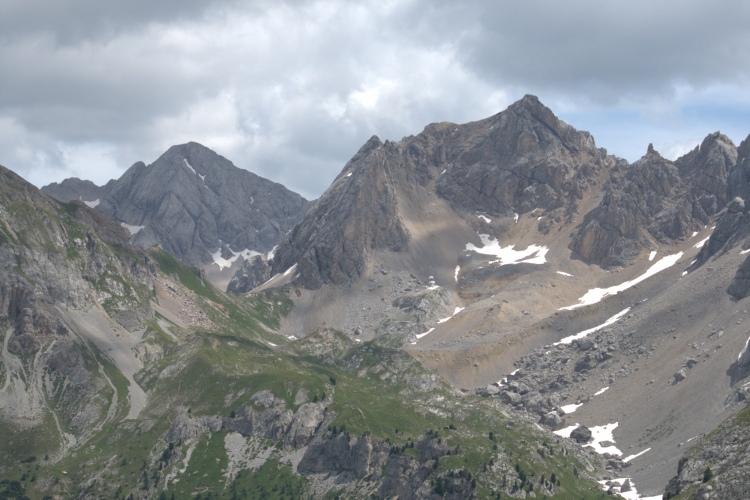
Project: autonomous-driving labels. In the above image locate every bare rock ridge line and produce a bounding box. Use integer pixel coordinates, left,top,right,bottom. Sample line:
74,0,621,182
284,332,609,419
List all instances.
6,93,750,497
231,94,747,295
43,141,312,270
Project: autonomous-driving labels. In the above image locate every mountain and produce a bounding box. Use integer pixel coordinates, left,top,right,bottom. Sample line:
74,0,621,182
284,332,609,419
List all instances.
0,162,611,499
226,95,750,498
43,142,312,289
8,94,750,498
260,94,607,291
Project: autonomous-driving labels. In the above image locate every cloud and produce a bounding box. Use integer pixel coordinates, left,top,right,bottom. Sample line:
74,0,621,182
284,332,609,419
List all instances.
1,0,749,198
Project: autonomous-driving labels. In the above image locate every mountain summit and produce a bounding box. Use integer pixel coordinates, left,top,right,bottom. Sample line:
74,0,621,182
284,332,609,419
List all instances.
250,95,608,292
43,142,312,285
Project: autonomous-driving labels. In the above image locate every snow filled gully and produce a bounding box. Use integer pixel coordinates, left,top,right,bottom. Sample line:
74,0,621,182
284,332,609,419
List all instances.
554,423,656,499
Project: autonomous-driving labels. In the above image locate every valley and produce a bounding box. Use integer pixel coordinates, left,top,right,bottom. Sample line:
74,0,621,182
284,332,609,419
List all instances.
2,95,749,498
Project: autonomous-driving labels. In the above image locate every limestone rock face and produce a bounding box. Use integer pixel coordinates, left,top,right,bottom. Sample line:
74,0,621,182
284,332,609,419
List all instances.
43,142,311,268
266,95,607,290
572,135,739,267
436,94,606,217
226,255,271,293
0,163,155,429
693,135,750,267
270,136,409,289
664,407,750,499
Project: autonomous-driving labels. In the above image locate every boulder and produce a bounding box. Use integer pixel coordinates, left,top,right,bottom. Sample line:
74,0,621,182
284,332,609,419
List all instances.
540,412,565,430
499,391,523,406
570,425,592,443
621,478,632,492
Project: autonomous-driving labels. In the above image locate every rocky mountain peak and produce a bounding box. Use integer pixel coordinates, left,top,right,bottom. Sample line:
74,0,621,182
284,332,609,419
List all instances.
436,95,605,218
268,135,408,289
572,132,740,267
42,142,312,281
233,96,610,292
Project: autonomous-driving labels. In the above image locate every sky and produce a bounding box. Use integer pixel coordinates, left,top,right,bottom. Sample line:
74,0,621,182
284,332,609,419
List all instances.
2,0,749,200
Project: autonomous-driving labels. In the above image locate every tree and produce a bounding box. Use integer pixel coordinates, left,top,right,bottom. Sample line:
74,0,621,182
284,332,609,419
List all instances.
703,467,713,483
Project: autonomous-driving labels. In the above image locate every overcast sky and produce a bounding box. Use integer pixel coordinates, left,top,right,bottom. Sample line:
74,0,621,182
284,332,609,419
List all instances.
2,0,749,199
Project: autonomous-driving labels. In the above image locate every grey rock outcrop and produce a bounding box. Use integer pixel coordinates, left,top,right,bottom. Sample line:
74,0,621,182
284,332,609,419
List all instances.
664,405,750,499
264,95,608,290
226,255,272,293
0,163,155,432
540,412,565,430
269,136,409,289
298,432,383,478
436,94,606,217
42,177,103,204
43,142,311,268
572,134,738,267
165,390,328,449
695,135,750,272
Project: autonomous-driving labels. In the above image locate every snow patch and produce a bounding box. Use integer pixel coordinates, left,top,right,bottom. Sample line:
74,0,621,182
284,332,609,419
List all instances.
345,172,352,177
741,249,750,255
183,158,196,174
553,424,578,438
586,422,621,455
513,213,519,223
694,236,710,248
594,387,609,396
554,308,630,345
211,248,262,270
648,251,656,261
266,246,278,260
268,342,277,347
83,199,100,208
691,231,698,237
416,328,434,340
557,271,573,277
121,222,145,235
560,253,683,310
738,336,750,363
597,477,661,500
436,307,464,325
477,215,491,223
466,234,548,266
560,403,583,414
283,263,298,277
623,448,650,462
454,265,460,282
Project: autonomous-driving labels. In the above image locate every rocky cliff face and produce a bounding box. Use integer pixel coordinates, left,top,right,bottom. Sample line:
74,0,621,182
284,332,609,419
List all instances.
242,95,608,292
572,136,739,267
436,94,606,218
268,136,410,289
663,405,750,499
0,164,155,433
43,142,311,268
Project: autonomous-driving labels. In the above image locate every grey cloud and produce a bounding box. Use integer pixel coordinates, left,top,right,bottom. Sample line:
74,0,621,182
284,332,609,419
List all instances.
457,1,750,100
0,0,236,43
1,0,749,198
